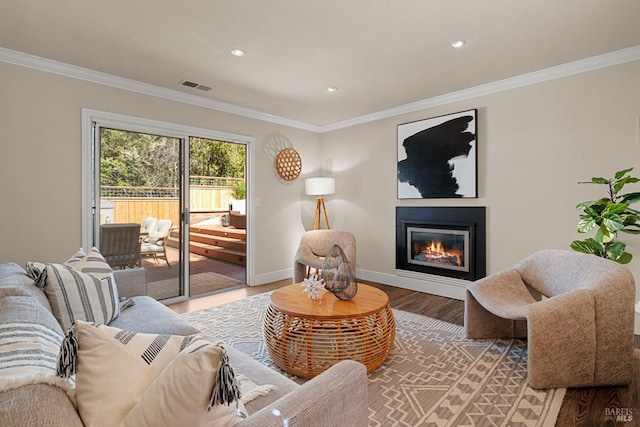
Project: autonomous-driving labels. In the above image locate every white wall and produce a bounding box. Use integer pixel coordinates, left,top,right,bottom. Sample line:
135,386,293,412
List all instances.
320,60,640,329
0,61,321,283
1,57,639,330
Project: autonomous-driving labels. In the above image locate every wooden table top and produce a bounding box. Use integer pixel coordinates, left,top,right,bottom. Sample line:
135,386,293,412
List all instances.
269,283,389,319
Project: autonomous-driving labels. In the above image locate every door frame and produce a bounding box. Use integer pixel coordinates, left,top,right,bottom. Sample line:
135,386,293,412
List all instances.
81,109,255,302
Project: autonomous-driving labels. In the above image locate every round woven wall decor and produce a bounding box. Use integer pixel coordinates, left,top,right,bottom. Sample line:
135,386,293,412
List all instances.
275,147,302,181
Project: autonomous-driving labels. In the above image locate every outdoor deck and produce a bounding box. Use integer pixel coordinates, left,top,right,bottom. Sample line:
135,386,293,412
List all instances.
141,244,247,300
169,222,246,266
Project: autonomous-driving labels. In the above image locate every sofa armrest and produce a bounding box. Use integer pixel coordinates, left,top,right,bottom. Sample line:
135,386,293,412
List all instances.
113,268,148,297
237,360,368,427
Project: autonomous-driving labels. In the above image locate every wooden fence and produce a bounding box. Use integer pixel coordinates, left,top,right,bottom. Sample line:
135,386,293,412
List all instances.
102,187,234,226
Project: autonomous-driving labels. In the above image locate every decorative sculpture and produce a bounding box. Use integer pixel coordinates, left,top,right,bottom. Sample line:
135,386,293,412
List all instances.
300,274,325,301
321,244,357,300
275,147,302,181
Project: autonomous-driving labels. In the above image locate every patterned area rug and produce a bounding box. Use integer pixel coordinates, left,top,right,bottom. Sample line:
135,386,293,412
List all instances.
181,292,566,426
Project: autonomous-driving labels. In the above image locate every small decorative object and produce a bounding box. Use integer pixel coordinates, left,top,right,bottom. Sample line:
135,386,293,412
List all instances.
301,274,325,301
571,167,640,264
275,147,302,181
322,245,357,301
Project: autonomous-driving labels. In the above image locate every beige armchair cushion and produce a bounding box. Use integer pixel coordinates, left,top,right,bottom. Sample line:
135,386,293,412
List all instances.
465,249,635,389
293,230,356,283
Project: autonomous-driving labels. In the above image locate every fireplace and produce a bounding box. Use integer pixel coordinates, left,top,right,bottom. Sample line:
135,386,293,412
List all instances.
396,207,486,281
408,227,469,272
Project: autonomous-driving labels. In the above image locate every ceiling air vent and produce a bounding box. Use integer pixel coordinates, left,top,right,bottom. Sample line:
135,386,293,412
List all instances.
178,79,212,92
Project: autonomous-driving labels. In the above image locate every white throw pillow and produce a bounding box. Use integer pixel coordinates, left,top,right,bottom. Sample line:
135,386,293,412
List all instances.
44,264,119,331
66,321,241,427
121,337,244,427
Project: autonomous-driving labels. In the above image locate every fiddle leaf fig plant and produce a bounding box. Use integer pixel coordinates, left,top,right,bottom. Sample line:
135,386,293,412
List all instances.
571,167,640,264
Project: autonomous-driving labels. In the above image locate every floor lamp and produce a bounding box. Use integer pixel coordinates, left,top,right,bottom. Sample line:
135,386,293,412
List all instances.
305,177,335,230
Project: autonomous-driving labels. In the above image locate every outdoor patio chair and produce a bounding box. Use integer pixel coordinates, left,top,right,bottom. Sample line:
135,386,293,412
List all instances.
99,223,141,269
140,217,158,236
140,219,173,267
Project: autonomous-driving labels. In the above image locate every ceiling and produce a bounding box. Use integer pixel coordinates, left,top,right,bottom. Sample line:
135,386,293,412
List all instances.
1,1,640,129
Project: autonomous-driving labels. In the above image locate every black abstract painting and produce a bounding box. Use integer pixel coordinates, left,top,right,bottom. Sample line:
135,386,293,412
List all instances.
397,109,477,199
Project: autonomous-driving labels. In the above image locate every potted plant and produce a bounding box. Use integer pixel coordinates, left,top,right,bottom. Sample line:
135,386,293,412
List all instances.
231,180,246,201
571,167,640,264
228,180,246,229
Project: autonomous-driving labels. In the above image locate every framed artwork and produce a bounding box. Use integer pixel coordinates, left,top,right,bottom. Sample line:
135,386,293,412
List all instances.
397,109,477,199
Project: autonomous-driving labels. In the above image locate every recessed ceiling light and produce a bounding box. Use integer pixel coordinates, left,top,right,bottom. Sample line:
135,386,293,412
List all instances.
230,48,245,57
327,86,338,93
451,40,465,49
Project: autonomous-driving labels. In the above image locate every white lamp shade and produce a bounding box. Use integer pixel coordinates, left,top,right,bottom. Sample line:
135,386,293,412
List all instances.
305,177,335,196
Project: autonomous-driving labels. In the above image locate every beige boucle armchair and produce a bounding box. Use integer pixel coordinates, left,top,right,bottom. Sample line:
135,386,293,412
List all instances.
293,230,356,283
465,249,636,389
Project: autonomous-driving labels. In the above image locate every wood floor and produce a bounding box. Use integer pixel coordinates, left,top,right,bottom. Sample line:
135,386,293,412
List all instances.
169,279,640,427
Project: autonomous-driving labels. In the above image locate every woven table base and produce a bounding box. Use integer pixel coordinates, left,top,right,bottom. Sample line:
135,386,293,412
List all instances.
263,284,395,378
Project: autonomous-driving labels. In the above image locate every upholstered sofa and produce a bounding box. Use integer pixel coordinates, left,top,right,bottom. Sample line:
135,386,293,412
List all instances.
0,262,368,426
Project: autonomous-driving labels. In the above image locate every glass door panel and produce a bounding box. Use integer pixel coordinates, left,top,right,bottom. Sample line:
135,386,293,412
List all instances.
97,128,183,300
188,137,247,296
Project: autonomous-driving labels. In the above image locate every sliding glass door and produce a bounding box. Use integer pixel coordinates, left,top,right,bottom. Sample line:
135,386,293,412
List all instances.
95,127,184,300
84,110,252,304
188,138,247,297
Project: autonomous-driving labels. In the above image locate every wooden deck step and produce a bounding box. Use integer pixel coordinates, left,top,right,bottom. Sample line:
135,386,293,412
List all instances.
167,225,246,266
190,225,245,240
190,232,245,252
189,240,246,266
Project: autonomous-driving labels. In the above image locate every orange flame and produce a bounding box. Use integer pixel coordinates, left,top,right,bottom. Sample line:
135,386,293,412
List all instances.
418,240,462,266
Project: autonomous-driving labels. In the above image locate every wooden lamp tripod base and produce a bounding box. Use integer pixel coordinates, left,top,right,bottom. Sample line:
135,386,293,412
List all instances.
306,177,335,230
313,196,331,230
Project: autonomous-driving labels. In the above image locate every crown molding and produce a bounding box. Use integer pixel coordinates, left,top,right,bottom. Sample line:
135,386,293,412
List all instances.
2,45,639,134
0,47,321,133
318,44,640,133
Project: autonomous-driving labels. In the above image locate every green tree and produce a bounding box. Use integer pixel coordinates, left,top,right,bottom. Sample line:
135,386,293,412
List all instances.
190,138,246,179
100,131,246,189
100,129,180,188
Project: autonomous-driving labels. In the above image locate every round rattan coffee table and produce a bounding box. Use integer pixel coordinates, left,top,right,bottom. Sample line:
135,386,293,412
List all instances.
263,283,395,378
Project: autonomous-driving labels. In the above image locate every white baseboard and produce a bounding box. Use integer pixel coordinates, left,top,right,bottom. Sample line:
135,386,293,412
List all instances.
250,267,466,301
250,268,292,286
253,267,640,335
357,269,466,301
251,267,466,299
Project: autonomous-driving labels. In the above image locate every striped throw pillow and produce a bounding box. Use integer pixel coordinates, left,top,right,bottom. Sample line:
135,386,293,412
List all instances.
63,321,241,427
0,296,73,396
70,247,114,280
26,247,111,289
44,264,119,331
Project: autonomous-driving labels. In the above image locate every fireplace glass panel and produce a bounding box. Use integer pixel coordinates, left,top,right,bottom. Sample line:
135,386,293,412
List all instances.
407,227,469,272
